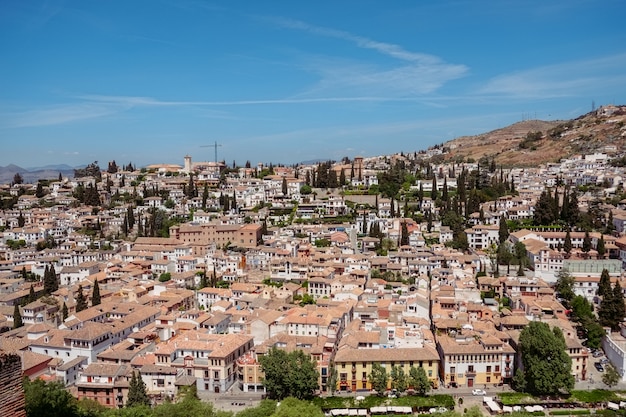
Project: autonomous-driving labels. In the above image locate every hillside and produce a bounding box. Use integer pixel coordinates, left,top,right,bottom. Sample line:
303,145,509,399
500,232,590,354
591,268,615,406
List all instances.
440,105,626,167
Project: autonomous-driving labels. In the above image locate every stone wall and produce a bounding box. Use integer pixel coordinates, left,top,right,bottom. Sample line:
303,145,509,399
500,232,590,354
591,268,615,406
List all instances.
0,351,26,417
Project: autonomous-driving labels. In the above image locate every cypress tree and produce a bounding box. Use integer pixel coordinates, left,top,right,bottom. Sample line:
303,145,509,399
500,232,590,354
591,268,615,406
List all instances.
431,176,438,201
35,182,44,198
13,304,23,329
62,302,68,321
92,279,101,306
43,265,58,295
597,235,606,258
563,229,572,256
75,285,88,312
127,206,135,230
28,285,36,304
612,281,626,328
400,222,409,246
211,264,218,288
417,183,424,209
597,269,612,298
498,215,509,244
126,371,150,408
202,183,208,210
582,230,592,254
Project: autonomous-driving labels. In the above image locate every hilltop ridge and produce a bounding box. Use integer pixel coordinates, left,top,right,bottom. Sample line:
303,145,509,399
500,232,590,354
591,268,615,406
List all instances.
439,105,626,166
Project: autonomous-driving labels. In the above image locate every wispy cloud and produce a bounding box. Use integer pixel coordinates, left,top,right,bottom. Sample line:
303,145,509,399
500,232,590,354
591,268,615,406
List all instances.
270,17,468,96
80,94,440,106
478,53,626,99
0,103,120,128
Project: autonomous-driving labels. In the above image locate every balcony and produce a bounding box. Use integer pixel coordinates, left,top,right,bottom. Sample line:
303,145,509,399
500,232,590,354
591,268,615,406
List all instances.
465,370,476,377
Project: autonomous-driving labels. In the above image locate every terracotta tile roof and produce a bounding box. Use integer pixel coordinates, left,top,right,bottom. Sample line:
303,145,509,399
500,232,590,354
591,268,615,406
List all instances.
334,345,439,363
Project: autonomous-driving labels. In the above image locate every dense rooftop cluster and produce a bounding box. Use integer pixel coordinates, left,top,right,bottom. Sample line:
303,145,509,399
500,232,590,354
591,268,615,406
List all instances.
2,109,626,410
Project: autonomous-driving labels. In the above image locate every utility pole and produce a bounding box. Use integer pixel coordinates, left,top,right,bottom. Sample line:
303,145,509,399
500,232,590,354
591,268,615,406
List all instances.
201,141,222,163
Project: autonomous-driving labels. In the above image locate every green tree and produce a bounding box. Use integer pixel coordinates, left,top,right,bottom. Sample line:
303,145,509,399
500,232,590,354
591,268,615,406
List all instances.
517,321,574,395
24,377,80,417
339,169,346,187
92,279,101,306
282,177,288,195
408,366,430,396
76,398,107,417
498,215,509,244
75,285,88,312
597,268,612,297
599,280,626,331
36,182,44,198
259,348,319,400
597,235,606,258
43,264,58,295
127,371,150,408
602,364,620,388
186,173,195,198
570,295,593,322
236,399,278,417
62,302,68,321
563,229,572,256
582,230,592,254
269,397,324,417
368,363,388,395
28,284,36,303
13,172,24,185
533,190,557,225
584,319,605,349
13,303,23,329
400,222,409,246
201,183,209,211
512,369,527,393
390,366,408,393
326,365,338,394
300,184,312,195
18,211,26,227
554,269,575,302
514,241,527,276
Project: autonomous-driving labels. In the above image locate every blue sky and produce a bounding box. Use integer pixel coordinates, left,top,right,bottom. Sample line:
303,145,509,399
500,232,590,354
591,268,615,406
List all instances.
1,0,625,169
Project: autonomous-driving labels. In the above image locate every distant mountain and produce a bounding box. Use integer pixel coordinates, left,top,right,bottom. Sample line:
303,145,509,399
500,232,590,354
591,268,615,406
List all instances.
0,164,75,184
439,105,626,167
298,158,326,165
0,164,28,175
25,164,75,172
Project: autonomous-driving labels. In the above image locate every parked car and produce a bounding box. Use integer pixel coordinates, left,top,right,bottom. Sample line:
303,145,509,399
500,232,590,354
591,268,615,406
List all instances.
593,350,604,357
594,362,605,372
600,358,609,365
472,389,487,396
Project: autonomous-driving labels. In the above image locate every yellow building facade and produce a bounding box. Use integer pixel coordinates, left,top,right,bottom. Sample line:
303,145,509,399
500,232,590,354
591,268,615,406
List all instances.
332,346,440,392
